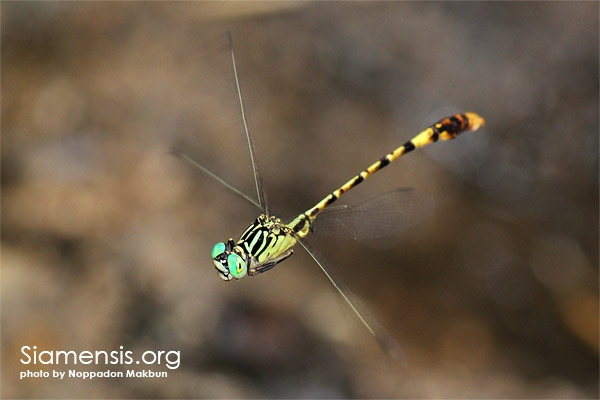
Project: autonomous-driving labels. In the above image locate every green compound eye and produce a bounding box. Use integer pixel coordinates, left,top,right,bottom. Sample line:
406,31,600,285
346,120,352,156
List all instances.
212,242,226,259
227,253,247,279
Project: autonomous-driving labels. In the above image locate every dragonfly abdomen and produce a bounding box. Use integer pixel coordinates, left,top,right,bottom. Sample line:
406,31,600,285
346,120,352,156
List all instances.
304,112,484,220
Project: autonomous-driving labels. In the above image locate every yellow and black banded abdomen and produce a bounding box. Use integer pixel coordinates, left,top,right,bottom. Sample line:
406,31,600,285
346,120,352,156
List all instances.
409,112,485,148
303,112,485,220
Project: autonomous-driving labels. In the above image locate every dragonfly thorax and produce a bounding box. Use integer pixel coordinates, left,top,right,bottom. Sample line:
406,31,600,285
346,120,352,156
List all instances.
212,214,304,281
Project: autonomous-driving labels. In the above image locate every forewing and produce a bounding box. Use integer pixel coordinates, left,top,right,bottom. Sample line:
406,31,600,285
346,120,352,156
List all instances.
312,188,435,241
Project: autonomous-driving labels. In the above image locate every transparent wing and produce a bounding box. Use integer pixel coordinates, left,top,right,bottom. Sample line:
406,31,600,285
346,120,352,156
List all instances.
171,147,260,209
228,32,268,215
298,239,406,365
312,188,434,240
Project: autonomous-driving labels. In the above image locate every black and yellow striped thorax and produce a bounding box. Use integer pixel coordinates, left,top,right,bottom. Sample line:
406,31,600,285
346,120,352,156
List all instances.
238,215,299,266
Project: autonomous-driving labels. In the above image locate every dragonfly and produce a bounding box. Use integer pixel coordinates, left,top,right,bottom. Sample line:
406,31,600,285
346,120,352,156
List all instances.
175,34,485,362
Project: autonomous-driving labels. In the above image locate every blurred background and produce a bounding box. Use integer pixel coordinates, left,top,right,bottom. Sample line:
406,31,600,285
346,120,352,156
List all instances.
2,2,598,398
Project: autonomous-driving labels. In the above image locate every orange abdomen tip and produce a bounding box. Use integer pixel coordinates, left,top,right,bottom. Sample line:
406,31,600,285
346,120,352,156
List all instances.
465,112,485,131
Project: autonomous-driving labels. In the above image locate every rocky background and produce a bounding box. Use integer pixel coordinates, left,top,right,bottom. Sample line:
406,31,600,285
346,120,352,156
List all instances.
2,2,598,398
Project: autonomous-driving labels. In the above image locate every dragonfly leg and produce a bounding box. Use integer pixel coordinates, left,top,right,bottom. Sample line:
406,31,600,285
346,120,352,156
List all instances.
249,249,294,276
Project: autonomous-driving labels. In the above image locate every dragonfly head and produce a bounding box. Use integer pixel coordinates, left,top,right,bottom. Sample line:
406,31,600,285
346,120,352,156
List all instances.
212,239,248,281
